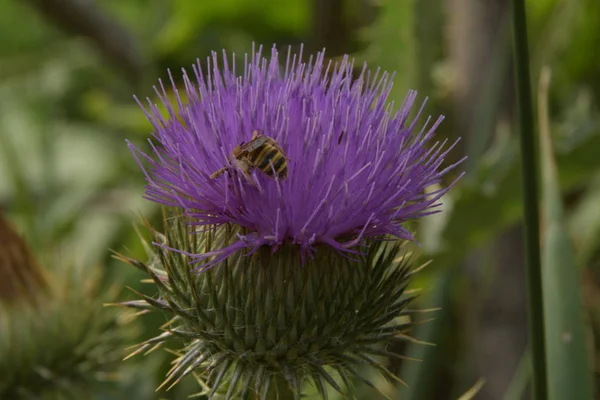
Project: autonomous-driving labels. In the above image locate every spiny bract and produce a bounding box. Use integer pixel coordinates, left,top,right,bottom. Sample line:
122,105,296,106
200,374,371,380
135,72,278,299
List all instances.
119,212,428,399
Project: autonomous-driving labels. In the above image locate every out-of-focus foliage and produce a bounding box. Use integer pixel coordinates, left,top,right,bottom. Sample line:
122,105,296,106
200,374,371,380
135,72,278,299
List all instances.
0,267,133,399
0,212,133,399
1,0,599,398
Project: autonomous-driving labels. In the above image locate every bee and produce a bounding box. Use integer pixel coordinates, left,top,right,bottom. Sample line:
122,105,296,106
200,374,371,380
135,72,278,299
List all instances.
210,130,289,182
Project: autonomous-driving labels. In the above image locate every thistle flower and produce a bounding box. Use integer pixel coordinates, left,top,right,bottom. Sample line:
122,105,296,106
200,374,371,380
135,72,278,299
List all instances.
129,45,462,269
124,45,462,398
0,214,132,399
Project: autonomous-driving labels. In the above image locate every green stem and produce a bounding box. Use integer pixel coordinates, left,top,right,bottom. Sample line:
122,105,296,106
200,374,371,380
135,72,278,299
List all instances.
503,347,531,400
510,1,547,399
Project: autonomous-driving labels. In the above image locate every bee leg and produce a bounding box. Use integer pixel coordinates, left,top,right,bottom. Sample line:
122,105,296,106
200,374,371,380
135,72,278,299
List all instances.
232,159,258,188
209,166,228,179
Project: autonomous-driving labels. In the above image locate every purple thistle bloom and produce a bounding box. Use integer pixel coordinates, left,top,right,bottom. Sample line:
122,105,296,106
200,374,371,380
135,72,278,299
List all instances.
129,44,463,269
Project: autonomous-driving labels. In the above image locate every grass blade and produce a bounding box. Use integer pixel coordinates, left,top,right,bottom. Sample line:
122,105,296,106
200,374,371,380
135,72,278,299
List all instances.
503,347,531,400
398,268,453,400
538,67,593,400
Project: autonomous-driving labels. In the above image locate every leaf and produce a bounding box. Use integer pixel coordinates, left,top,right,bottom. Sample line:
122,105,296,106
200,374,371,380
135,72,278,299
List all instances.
154,0,307,55
538,67,593,400
503,348,531,400
358,0,416,104
397,268,454,400
437,113,600,267
568,174,600,268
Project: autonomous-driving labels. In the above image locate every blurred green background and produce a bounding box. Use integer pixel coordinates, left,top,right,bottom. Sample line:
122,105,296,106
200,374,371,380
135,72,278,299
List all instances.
0,0,599,399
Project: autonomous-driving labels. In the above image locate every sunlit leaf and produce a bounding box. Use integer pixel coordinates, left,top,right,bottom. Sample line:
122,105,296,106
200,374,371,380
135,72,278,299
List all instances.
358,0,415,104
154,0,307,55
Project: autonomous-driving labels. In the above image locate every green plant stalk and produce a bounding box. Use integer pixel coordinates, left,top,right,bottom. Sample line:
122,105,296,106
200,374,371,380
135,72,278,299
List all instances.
510,1,547,399
503,347,531,400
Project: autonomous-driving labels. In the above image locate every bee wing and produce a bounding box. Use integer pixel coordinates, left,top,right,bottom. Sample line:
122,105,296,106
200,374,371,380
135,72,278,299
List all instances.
242,135,269,152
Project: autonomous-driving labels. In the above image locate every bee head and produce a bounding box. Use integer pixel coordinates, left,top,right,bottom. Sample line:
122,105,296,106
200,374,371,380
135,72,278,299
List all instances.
231,145,245,159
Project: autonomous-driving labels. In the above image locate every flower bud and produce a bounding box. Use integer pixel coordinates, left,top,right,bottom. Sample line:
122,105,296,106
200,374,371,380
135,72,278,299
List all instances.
120,212,425,398
0,214,132,399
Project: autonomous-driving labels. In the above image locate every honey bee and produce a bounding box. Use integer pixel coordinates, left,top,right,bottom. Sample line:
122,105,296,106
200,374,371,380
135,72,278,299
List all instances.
210,130,288,182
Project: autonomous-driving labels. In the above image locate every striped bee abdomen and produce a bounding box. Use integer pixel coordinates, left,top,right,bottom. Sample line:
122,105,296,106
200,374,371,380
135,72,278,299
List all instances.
246,136,288,179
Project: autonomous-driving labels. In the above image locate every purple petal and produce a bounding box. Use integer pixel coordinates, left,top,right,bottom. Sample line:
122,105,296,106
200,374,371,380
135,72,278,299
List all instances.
130,44,464,266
